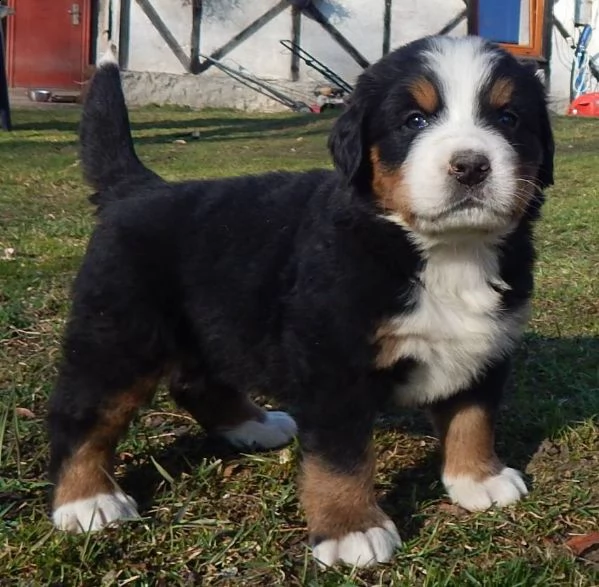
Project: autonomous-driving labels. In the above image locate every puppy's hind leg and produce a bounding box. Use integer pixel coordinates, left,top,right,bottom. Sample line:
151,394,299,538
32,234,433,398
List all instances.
49,373,157,532
169,366,297,450
48,284,169,532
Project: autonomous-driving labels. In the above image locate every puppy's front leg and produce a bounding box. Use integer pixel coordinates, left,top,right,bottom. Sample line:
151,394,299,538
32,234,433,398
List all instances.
429,360,528,511
297,398,401,568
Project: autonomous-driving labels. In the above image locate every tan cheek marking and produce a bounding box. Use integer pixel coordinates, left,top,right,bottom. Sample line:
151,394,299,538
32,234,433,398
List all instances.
370,146,415,226
300,451,386,538
512,163,541,219
430,402,502,481
409,77,439,114
489,78,515,109
53,378,157,508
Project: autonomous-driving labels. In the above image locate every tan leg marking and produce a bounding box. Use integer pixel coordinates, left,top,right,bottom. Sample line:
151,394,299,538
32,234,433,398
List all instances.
300,450,387,538
430,401,502,481
53,378,157,509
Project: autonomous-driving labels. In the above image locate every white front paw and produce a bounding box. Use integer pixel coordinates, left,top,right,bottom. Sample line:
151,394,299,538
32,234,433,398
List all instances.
313,520,402,568
443,467,528,511
220,410,297,450
52,491,139,533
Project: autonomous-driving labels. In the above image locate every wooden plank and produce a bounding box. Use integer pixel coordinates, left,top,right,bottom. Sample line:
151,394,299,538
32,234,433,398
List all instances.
437,9,467,35
0,23,11,131
135,0,190,71
119,0,131,69
198,1,289,73
190,0,202,74
305,3,370,68
383,0,392,55
291,6,301,81
467,0,479,35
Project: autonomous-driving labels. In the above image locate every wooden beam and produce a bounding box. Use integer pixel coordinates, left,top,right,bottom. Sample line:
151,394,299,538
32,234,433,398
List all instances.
305,3,370,68
383,0,392,55
190,0,202,74
0,23,12,131
467,0,479,35
118,0,131,69
135,0,190,71
290,6,301,81
198,1,289,73
437,8,467,35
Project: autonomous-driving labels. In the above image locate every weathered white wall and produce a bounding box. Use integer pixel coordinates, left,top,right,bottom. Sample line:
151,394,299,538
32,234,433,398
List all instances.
123,0,465,80
105,0,599,112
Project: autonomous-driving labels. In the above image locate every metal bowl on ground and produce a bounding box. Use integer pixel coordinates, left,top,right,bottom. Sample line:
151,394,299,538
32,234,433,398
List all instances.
28,89,52,102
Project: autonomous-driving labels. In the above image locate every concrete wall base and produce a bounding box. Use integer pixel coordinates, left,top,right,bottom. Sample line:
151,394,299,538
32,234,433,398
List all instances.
121,70,322,113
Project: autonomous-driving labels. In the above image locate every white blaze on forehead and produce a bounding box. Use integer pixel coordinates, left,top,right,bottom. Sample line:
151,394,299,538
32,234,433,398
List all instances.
424,36,500,122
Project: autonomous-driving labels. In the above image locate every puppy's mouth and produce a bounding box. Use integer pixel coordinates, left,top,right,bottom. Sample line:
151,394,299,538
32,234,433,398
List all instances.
437,195,486,217
430,191,510,223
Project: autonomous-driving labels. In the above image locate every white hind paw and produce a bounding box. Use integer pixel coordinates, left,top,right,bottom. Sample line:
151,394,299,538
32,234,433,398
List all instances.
53,491,139,533
220,411,297,450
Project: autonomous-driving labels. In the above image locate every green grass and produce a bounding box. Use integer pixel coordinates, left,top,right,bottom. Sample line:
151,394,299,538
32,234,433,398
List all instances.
1,107,598,586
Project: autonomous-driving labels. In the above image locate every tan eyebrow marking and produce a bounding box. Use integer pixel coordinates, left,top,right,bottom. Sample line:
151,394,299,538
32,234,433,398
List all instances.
489,78,515,109
409,77,439,114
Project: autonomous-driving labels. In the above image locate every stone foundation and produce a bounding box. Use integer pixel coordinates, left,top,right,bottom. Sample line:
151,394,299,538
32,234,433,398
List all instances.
121,70,321,113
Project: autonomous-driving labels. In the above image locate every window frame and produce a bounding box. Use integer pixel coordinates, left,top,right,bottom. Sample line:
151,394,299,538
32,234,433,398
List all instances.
468,0,547,59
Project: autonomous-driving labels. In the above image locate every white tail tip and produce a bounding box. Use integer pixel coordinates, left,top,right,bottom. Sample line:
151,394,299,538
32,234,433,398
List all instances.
98,42,119,67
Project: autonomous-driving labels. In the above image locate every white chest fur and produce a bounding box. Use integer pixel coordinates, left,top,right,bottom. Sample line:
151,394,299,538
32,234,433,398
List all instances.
375,241,529,405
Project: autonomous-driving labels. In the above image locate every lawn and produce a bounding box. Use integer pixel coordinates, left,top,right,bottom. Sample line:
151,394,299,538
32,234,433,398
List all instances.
0,107,598,586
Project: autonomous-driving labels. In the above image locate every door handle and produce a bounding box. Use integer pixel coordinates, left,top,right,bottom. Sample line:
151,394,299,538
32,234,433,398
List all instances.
68,3,80,26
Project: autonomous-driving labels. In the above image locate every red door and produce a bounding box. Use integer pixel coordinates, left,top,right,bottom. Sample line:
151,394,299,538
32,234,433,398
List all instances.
7,0,91,90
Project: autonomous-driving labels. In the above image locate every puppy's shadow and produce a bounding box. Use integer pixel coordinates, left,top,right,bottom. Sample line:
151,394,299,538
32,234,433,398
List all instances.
377,412,444,541
120,333,597,533
495,334,598,472
119,429,240,511
375,333,598,540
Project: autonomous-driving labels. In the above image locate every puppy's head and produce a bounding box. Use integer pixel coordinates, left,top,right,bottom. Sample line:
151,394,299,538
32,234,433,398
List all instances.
329,35,554,240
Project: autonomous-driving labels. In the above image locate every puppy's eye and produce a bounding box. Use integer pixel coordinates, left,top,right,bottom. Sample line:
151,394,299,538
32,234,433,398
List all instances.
405,113,429,130
497,109,518,128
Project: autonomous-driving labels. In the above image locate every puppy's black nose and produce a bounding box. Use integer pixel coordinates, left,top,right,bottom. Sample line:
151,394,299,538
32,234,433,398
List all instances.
448,151,491,186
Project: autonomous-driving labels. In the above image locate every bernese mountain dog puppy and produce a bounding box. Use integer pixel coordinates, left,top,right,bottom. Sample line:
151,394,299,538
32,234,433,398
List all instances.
48,35,554,568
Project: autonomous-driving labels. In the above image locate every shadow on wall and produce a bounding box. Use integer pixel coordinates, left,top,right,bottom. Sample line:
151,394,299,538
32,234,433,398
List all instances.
180,0,242,21
314,0,352,22
182,0,352,23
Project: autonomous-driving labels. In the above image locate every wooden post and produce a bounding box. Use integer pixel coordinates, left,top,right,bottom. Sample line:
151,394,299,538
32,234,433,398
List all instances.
467,0,479,35
383,0,392,55
0,8,12,131
190,0,202,74
290,6,301,81
118,0,131,69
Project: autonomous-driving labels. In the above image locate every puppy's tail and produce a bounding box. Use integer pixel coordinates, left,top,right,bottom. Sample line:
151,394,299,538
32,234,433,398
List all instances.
80,44,163,206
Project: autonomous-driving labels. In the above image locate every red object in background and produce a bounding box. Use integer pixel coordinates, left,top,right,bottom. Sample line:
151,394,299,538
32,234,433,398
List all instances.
6,0,91,90
568,92,599,117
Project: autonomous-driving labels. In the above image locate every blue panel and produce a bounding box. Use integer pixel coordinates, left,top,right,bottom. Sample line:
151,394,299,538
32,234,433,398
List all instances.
479,0,522,44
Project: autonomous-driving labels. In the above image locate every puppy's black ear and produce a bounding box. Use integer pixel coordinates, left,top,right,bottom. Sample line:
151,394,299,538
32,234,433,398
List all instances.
328,100,367,186
538,98,555,188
